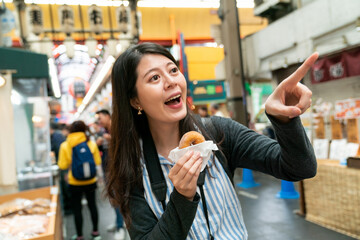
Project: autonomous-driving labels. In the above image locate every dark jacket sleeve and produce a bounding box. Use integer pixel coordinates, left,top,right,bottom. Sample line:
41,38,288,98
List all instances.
128,185,200,240
211,114,317,181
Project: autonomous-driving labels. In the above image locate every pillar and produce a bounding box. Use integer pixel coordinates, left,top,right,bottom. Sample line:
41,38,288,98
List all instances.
0,70,17,187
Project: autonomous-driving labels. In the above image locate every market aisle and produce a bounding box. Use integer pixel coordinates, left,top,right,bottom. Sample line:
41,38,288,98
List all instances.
234,170,355,240
63,171,355,240
63,183,130,240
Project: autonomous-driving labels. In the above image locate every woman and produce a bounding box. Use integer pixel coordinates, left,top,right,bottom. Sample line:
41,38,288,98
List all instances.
106,42,318,239
58,120,102,240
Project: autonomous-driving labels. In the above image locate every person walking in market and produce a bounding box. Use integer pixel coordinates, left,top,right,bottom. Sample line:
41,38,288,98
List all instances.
96,109,126,240
106,42,318,239
58,120,102,240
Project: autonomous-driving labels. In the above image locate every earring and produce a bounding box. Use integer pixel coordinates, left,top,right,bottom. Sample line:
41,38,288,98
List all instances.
137,106,142,115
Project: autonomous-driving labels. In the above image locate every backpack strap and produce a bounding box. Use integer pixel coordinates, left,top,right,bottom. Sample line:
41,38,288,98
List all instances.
200,117,234,183
142,128,167,210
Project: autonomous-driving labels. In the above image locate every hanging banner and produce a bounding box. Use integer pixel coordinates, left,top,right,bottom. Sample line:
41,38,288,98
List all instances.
311,47,360,84
335,98,360,119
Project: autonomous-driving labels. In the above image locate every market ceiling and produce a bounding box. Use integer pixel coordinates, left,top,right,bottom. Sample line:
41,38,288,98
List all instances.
4,0,255,8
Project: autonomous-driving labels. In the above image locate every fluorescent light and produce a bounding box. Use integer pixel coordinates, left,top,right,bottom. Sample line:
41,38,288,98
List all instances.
75,55,115,118
77,104,85,114
82,55,115,105
48,58,61,98
32,115,43,123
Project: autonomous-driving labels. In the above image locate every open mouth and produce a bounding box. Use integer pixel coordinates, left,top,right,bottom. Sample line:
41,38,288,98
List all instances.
165,94,181,105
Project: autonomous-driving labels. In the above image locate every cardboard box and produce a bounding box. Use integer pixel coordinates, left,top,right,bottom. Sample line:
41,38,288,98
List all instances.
0,186,62,240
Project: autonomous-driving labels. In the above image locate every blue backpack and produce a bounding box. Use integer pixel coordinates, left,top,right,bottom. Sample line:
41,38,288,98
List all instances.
71,141,96,180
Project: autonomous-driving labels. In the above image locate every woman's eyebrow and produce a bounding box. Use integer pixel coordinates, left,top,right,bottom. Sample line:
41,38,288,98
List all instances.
143,62,174,78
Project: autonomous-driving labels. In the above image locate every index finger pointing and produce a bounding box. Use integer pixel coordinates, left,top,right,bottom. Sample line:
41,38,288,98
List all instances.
283,52,319,86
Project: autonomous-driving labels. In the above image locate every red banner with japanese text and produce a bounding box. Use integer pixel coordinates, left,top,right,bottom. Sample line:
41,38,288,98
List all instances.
311,47,360,84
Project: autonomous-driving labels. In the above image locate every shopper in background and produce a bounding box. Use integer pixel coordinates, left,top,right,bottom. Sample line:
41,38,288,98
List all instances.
50,122,65,161
96,109,126,240
106,43,318,239
58,120,102,240
198,106,209,118
95,110,111,172
50,122,72,215
61,124,71,138
210,103,225,117
90,121,105,156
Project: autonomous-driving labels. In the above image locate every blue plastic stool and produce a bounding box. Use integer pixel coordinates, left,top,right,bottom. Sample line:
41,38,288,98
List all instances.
276,180,299,199
236,169,260,189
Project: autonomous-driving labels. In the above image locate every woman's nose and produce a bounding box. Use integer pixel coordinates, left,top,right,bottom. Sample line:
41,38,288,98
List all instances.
164,75,177,89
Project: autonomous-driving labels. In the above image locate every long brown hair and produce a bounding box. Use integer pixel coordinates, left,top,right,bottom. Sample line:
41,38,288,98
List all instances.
107,42,213,227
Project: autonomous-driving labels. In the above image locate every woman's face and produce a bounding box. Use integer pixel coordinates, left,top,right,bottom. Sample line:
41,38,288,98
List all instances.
132,54,187,125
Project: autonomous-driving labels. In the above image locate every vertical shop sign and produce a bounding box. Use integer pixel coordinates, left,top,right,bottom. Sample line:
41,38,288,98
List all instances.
330,116,343,139
347,119,359,143
314,116,325,139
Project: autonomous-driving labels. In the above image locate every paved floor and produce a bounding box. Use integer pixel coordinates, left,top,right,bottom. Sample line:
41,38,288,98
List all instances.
233,169,355,240
63,170,356,240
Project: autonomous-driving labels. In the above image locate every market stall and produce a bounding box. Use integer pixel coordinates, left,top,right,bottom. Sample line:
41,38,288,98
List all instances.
304,159,360,239
0,186,62,239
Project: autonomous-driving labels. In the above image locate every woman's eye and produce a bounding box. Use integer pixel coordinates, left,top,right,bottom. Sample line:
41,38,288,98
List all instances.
150,75,160,81
170,67,178,73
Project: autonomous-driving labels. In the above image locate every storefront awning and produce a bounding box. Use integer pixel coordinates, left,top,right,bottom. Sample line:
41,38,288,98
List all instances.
0,47,49,79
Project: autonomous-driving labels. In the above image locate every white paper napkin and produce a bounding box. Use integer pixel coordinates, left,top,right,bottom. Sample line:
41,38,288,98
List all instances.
168,141,218,171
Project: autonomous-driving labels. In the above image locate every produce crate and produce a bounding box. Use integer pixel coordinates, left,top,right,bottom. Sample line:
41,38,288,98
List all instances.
304,159,360,239
0,186,62,240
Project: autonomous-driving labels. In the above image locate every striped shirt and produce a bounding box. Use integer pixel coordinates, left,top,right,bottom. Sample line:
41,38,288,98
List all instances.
141,154,248,239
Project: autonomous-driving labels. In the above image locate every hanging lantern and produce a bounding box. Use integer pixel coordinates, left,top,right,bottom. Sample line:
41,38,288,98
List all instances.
107,38,119,57
116,4,129,34
85,36,98,58
63,36,76,59
59,5,74,36
28,3,43,35
69,78,90,99
40,36,53,57
88,5,103,35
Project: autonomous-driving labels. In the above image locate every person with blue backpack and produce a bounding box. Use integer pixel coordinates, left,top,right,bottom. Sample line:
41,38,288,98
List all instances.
58,120,102,240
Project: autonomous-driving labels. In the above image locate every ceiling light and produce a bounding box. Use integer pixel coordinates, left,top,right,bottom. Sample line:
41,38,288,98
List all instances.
76,55,115,118
82,55,115,105
48,58,61,98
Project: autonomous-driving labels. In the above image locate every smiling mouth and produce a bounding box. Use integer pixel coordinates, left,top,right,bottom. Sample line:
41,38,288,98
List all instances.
165,94,181,105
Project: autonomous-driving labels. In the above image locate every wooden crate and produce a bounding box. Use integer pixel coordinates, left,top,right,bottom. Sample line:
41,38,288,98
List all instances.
0,186,62,240
304,159,360,239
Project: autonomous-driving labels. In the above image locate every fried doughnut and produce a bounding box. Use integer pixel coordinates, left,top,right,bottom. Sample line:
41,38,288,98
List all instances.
179,131,205,149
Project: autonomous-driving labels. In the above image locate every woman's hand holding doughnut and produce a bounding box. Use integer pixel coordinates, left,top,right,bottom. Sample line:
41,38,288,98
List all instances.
168,150,202,201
